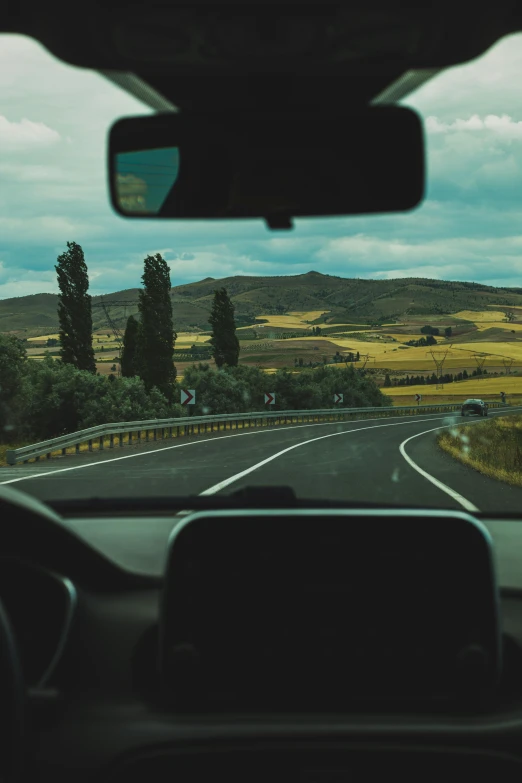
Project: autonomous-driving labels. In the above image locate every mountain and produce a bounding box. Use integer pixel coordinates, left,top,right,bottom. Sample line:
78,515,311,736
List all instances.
3,272,522,337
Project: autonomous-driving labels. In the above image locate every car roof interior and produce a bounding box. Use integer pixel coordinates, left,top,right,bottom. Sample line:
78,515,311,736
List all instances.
5,3,522,783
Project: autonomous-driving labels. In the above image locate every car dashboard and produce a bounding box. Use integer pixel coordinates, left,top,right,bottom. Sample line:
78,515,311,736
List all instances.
3,488,522,783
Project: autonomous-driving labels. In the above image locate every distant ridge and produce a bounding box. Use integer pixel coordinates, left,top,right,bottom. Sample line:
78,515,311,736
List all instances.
2,272,522,336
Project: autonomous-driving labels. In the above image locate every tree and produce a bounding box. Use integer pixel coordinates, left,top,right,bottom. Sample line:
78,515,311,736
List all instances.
0,335,28,442
55,241,96,373
137,253,176,398
445,326,453,338
384,373,391,387
209,287,240,368
120,315,140,378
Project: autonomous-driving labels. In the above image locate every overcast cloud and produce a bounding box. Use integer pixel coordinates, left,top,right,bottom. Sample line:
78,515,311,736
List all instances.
2,32,522,298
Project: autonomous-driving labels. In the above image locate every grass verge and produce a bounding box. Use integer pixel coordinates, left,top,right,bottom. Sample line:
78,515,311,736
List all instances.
437,415,522,487
0,443,32,468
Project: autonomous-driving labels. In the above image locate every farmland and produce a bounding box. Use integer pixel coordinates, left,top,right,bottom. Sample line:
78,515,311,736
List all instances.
3,272,522,394
19,304,522,394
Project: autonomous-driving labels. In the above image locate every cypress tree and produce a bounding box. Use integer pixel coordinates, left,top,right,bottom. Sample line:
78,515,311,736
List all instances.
55,241,96,372
209,287,240,368
121,314,139,377
137,253,176,398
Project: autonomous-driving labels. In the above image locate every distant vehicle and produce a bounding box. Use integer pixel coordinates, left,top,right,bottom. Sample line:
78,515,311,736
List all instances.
461,398,489,417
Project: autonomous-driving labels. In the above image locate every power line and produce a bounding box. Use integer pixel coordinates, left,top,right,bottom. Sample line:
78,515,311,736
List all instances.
473,352,489,379
502,357,515,374
91,300,138,376
427,347,450,389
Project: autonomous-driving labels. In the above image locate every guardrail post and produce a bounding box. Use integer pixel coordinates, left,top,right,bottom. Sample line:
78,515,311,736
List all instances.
99,436,104,450
146,430,149,442
61,447,66,456
119,433,123,447
109,434,114,449
46,452,51,459
153,429,157,441
76,443,80,454
88,439,93,452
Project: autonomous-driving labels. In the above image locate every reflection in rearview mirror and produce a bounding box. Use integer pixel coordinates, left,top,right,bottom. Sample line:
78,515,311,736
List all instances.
115,147,179,214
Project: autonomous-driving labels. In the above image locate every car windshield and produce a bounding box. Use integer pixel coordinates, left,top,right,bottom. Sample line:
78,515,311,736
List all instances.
2,32,522,514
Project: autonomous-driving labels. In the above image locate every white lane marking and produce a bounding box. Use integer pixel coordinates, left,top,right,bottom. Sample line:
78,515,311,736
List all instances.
2,406,517,488
199,414,463,495
201,406,522,498
399,426,479,512
397,407,522,512
0,411,453,486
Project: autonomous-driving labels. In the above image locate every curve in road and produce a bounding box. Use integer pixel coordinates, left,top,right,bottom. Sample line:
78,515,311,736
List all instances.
2,408,522,513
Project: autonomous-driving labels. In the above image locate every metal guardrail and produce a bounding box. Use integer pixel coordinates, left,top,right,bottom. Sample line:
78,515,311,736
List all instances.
6,401,508,465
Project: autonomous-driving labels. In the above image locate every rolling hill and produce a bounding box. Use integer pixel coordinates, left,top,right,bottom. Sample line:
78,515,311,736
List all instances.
3,272,522,337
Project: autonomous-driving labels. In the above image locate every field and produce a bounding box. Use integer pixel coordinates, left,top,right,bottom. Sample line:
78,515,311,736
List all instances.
244,311,328,329
16,304,522,388
452,310,508,322
382,376,522,400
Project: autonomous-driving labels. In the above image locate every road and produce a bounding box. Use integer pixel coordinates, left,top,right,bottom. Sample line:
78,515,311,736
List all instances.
2,407,522,514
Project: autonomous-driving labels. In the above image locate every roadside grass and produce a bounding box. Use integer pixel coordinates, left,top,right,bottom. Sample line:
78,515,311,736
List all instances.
0,442,32,468
437,415,522,487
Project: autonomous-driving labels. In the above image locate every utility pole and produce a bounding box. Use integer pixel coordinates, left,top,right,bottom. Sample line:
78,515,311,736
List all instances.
502,357,515,375
91,299,137,377
427,348,449,389
473,352,489,379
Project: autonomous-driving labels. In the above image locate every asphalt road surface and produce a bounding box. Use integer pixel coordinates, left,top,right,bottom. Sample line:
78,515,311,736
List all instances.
2,407,522,514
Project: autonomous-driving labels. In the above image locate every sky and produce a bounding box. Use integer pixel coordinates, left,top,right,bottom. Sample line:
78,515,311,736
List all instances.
2,32,522,298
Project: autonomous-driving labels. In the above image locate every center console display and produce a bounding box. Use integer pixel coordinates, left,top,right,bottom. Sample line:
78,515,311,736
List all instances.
160,510,501,711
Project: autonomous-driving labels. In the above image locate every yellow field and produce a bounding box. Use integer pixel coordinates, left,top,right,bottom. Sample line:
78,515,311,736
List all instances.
453,309,508,322
175,332,210,347
450,341,522,360
379,332,439,344
251,311,325,329
27,333,60,342
383,376,522,397
473,322,522,333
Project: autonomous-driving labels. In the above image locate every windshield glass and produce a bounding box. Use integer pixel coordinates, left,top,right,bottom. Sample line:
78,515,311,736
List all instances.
2,33,522,514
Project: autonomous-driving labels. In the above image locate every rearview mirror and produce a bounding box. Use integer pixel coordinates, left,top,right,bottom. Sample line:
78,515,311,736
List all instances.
108,107,424,230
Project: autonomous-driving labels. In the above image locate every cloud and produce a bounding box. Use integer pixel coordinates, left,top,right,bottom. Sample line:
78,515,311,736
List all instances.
0,114,61,150
3,32,522,299
425,113,522,137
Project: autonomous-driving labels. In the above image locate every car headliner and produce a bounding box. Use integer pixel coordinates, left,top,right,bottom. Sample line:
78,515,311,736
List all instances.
3,2,522,113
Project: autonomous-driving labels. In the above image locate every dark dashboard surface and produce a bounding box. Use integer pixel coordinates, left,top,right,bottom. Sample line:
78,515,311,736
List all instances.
56,513,522,590
3,487,522,782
